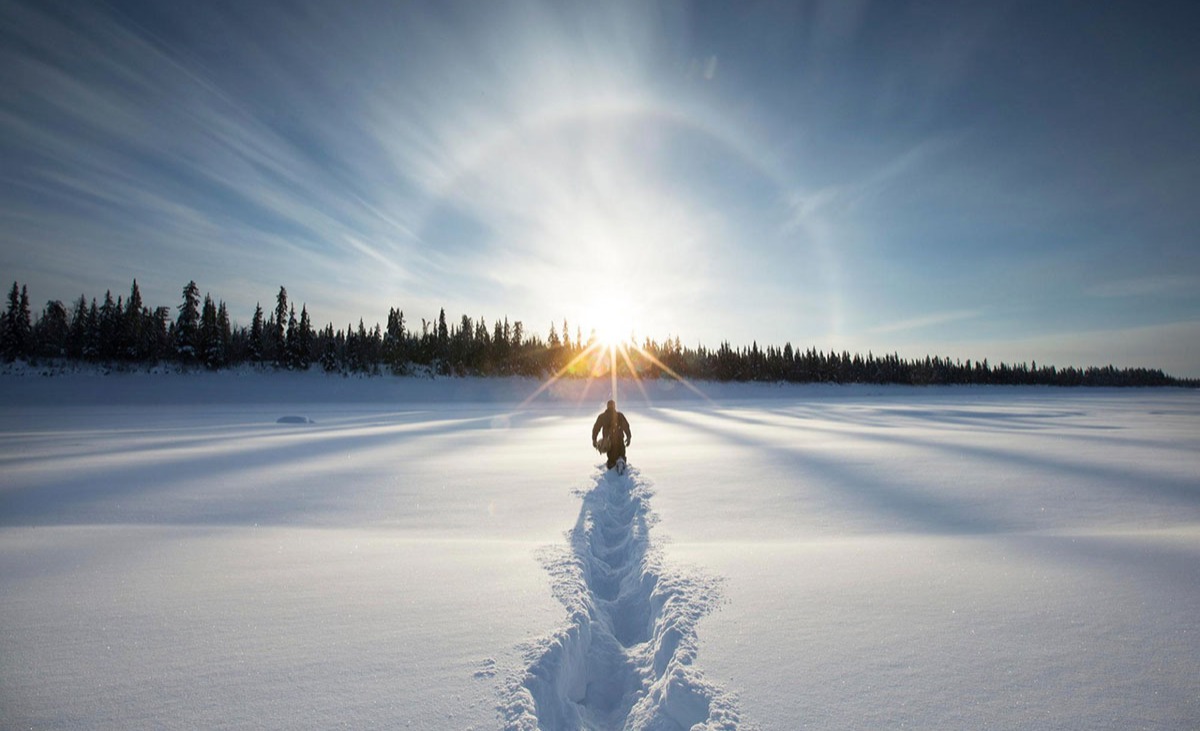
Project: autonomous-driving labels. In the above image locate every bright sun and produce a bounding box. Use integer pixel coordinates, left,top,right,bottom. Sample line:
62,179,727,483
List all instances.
588,301,634,349
594,320,627,348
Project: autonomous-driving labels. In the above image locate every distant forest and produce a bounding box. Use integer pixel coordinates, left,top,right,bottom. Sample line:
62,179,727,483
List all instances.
1,279,1195,388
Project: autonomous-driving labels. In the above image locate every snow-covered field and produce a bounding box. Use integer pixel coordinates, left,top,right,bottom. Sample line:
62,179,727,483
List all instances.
2,371,1198,730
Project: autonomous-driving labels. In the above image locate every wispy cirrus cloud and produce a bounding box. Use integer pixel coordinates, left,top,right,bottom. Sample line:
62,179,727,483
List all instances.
1086,275,1200,299
1,0,742,335
870,309,983,336
0,0,1196,375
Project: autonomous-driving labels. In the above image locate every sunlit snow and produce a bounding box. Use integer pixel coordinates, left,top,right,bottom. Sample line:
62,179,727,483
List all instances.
2,372,1198,729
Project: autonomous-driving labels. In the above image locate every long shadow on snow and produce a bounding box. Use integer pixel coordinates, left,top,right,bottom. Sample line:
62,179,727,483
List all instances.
0,410,545,527
0,410,532,471
645,407,1200,590
670,404,1199,508
743,398,1194,452
646,407,1013,536
503,465,744,730
712,403,1097,434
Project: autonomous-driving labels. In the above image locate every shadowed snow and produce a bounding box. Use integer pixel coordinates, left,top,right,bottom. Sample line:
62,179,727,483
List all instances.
504,465,742,730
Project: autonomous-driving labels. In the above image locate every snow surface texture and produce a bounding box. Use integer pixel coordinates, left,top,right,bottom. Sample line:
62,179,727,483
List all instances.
503,465,741,730
2,371,1199,730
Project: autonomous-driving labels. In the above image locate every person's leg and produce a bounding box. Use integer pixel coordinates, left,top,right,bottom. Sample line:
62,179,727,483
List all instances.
608,440,625,470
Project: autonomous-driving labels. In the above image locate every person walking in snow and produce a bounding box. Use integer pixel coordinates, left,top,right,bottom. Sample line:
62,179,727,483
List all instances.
592,399,631,472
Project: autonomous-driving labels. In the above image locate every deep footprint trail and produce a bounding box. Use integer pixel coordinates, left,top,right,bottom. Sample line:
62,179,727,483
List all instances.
504,465,745,730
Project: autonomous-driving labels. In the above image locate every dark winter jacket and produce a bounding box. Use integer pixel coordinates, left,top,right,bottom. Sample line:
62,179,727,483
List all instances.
591,408,631,448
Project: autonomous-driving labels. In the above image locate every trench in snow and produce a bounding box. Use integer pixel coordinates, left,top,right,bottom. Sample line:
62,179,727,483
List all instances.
503,464,746,730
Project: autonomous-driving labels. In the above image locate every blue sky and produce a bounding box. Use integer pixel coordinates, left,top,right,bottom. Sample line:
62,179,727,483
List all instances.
2,0,1198,376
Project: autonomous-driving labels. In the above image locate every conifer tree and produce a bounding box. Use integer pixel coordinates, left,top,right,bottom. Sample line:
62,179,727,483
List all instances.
0,282,19,360
0,283,32,360
124,280,144,359
319,323,338,372
175,281,201,362
84,299,100,360
475,316,490,346
126,279,143,315
454,314,473,372
370,323,382,373
120,279,142,360
217,300,232,366
285,305,298,369
16,284,32,359
99,290,119,360
296,305,313,370
200,294,220,368
37,300,69,358
67,295,88,359
148,306,171,361
436,308,449,359
273,287,288,368
354,319,369,371
384,307,406,372
263,313,278,365
249,303,264,363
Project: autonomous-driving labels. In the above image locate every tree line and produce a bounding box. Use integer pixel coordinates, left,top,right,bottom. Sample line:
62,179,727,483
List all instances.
1,279,1195,388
